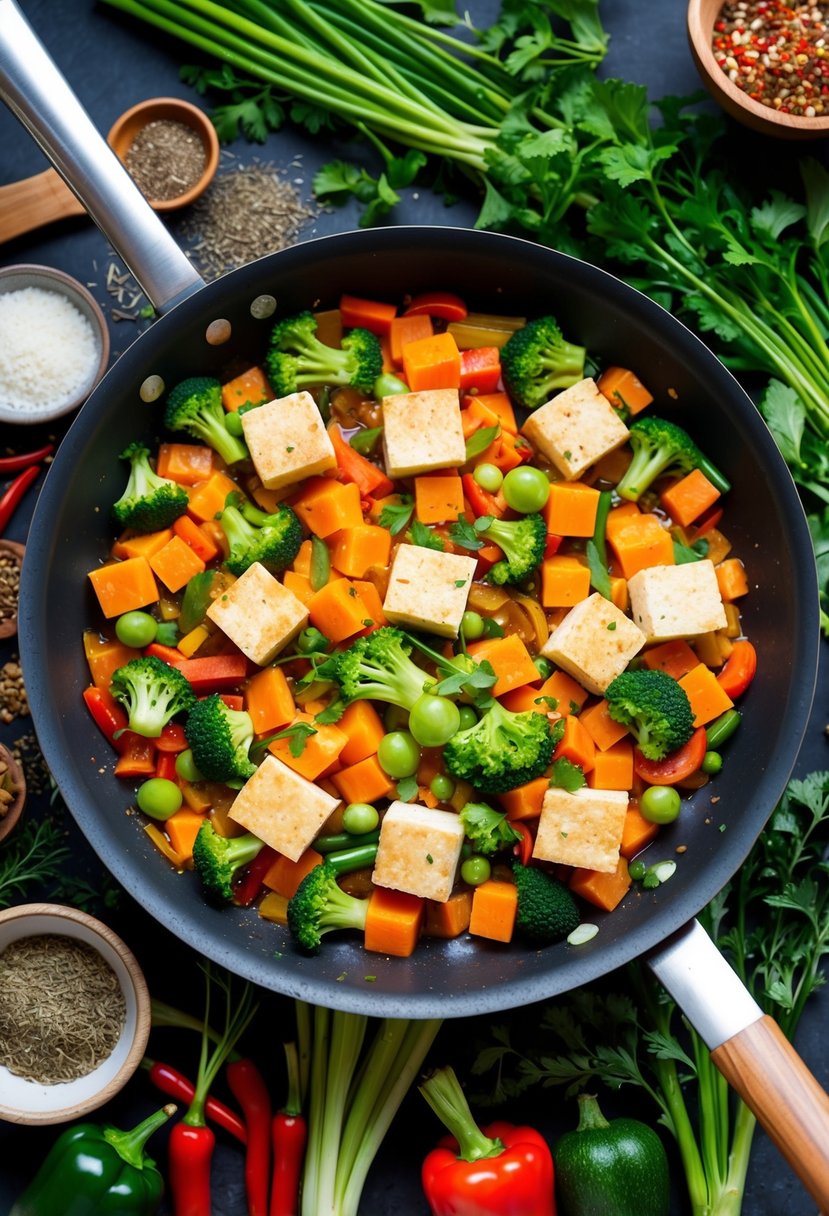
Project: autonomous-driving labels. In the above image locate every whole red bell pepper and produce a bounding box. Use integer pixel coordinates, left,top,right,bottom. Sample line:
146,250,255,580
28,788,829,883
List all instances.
419,1066,556,1216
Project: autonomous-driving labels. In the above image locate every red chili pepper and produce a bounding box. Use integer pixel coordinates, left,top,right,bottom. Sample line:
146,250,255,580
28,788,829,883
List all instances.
328,422,394,499
226,1057,272,1216
0,442,53,474
420,1066,556,1216
168,1123,216,1216
512,822,533,867
716,639,757,700
83,685,130,748
270,1041,307,1216
142,1058,248,1144
0,463,41,535
233,845,278,907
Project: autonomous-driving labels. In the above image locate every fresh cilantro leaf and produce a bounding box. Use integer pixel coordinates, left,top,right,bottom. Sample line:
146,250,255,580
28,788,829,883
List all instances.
549,757,585,791
534,695,559,711
379,495,414,536
376,0,457,24
759,380,806,467
265,722,318,758
385,149,428,189
800,156,829,250
449,514,485,551
673,537,709,565
409,519,445,551
751,191,807,242
315,700,346,725
481,617,504,638
465,425,501,460
396,776,419,801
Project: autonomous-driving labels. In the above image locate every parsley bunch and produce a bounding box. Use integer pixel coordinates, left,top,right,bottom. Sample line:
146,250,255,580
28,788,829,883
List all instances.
470,771,829,1216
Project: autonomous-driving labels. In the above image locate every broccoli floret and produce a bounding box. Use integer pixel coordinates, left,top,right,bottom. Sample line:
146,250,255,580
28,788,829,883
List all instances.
335,627,435,711
218,498,303,576
287,860,369,951
459,801,521,855
185,693,258,785
605,668,695,761
500,316,586,411
164,376,248,466
444,700,556,794
111,441,188,533
192,819,265,905
110,655,195,739
512,861,581,945
616,416,730,502
478,513,546,586
265,311,382,396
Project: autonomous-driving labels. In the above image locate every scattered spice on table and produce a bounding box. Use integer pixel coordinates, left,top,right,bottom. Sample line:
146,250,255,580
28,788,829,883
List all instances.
0,934,126,1083
175,160,314,280
124,117,207,201
12,732,51,797
712,0,829,115
0,286,99,414
0,657,28,724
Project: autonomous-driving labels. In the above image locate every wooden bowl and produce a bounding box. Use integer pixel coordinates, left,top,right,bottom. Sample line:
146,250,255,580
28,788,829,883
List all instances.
687,0,829,139
0,540,24,640
107,97,219,210
0,743,26,845
0,904,151,1125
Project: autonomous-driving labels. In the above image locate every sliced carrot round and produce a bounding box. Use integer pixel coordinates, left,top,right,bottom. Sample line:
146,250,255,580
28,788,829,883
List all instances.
403,291,468,322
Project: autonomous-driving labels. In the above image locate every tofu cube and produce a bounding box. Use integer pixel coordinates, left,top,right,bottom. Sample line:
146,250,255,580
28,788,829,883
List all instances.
541,592,645,696
241,391,336,490
534,786,629,873
627,561,728,642
382,544,477,638
381,389,466,478
228,754,340,862
521,378,630,480
372,801,465,903
206,562,308,665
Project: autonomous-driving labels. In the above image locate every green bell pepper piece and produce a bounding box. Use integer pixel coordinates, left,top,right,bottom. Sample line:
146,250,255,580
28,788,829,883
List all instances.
10,1104,175,1216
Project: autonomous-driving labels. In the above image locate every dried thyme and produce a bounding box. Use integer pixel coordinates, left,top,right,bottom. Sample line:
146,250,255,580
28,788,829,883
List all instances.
0,934,126,1083
124,118,207,201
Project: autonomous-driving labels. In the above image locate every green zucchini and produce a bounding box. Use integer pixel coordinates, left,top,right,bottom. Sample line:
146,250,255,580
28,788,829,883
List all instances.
555,1094,670,1216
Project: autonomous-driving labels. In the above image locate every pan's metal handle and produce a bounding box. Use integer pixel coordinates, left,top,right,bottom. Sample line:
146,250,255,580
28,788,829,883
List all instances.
0,0,204,312
648,919,829,1210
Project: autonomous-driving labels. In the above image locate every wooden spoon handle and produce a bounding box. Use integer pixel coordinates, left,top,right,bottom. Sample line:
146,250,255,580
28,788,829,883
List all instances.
711,1015,829,1210
0,167,85,242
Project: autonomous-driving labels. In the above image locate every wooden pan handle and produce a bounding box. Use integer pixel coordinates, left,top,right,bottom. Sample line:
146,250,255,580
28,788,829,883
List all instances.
711,1015,829,1210
0,167,85,243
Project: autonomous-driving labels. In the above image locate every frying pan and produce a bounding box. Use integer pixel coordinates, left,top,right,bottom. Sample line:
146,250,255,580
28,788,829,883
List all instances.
3,0,828,1201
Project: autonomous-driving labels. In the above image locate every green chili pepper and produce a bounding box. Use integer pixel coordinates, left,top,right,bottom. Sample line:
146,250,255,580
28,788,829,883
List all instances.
10,1104,175,1216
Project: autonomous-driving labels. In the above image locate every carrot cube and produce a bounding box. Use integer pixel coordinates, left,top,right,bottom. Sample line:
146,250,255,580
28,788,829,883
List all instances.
660,468,721,528
425,890,473,939
605,502,642,547
331,754,395,805
282,571,315,608
331,525,392,579
292,539,313,577
221,366,272,413
149,536,206,593
164,808,207,862
337,700,386,767
570,856,632,912
537,670,589,717
88,556,159,619
246,665,296,733
620,804,659,859
498,776,548,822
156,443,214,486
186,471,240,524
609,513,675,580
588,740,634,791
309,578,373,644
268,714,348,781
541,555,591,607
553,714,596,774
402,331,461,392
352,580,388,630
467,633,540,698
544,482,601,538
83,633,140,690
678,663,734,728
715,558,749,602
469,880,518,943
641,639,700,680
173,514,221,562
111,527,173,561
468,391,517,434
414,474,465,525
499,686,545,714
339,294,398,336
263,848,324,899
291,478,363,539
389,313,433,364
596,366,653,415
365,887,424,957
579,700,630,751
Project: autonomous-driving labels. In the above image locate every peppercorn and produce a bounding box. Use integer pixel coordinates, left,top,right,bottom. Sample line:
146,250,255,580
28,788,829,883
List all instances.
712,1,829,116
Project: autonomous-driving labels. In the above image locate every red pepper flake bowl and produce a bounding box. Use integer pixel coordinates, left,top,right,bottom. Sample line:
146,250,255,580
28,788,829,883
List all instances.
688,0,829,138
0,903,151,1125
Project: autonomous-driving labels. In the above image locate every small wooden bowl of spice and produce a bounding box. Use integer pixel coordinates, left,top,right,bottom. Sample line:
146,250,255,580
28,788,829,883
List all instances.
688,0,829,138
0,903,151,1125
0,744,26,845
108,97,220,210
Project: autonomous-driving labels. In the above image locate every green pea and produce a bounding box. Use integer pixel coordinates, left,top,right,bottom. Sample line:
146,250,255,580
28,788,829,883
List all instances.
457,705,479,732
701,750,723,775
377,731,421,779
502,466,550,514
640,785,681,825
642,871,661,890
533,656,552,680
430,774,456,801
461,855,491,886
628,858,647,882
342,802,380,834
175,749,203,783
473,463,503,493
136,777,183,820
115,610,158,649
460,610,485,641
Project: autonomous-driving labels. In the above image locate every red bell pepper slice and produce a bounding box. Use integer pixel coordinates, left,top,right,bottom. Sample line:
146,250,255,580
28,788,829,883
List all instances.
459,347,502,394
144,642,185,666
83,685,130,751
633,727,707,786
544,533,563,559
404,291,468,322
155,722,188,753
461,473,506,520
339,293,397,336
716,639,757,700
329,424,393,499
114,732,157,778
177,653,249,694
233,845,278,907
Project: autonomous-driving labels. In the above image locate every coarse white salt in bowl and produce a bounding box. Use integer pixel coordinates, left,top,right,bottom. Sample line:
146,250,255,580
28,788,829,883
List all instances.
0,265,110,425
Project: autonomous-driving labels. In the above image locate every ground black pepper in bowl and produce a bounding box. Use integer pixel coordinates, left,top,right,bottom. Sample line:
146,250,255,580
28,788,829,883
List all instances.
124,118,207,202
